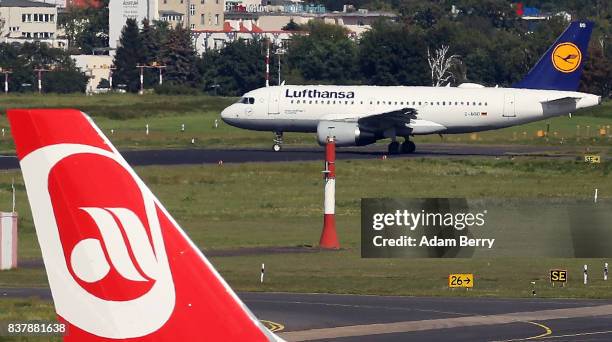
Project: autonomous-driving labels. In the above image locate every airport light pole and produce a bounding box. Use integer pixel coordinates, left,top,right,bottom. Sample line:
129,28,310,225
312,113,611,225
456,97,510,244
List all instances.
137,63,167,94
107,65,116,89
34,67,51,94
151,62,166,85
0,69,12,94
136,64,146,95
319,137,340,249
265,39,270,87
274,48,285,85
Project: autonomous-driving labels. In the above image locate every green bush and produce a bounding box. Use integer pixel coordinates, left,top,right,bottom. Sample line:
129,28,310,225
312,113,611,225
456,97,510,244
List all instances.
154,83,201,95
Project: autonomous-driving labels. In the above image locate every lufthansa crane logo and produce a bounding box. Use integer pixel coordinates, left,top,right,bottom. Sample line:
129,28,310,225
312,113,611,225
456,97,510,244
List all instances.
551,42,582,73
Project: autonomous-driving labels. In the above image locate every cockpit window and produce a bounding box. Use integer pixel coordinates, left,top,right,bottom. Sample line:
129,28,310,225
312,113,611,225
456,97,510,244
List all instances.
238,97,255,104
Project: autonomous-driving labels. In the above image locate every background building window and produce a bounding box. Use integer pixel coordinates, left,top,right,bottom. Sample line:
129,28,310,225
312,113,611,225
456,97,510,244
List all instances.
214,14,219,25
189,4,195,16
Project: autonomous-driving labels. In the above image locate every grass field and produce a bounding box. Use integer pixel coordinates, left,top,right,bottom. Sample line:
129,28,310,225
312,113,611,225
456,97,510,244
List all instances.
0,93,608,152
0,157,610,297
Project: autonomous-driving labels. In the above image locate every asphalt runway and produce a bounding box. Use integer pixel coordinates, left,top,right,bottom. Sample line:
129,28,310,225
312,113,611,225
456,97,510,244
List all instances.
0,144,584,169
3,287,612,341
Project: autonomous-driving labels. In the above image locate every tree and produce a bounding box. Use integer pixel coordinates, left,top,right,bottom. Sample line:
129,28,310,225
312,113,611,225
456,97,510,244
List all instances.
198,39,273,96
140,19,169,87
0,42,87,93
358,21,429,86
427,45,460,86
580,42,612,98
58,0,109,54
159,24,199,86
286,21,359,84
113,19,144,92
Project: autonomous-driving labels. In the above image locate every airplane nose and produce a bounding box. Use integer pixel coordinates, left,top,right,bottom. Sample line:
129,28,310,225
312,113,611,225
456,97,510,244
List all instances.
220,107,232,123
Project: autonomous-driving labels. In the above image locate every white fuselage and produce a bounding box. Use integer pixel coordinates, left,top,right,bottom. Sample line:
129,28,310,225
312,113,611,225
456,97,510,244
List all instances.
221,84,601,136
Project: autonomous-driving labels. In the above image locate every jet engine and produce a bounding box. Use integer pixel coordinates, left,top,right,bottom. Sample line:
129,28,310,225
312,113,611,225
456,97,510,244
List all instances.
316,121,377,147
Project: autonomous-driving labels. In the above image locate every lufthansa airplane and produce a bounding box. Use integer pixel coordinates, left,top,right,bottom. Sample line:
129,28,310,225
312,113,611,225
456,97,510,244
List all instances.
221,21,601,154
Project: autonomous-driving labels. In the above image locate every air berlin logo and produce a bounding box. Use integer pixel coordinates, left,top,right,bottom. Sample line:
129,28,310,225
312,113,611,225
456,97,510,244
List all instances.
21,143,175,338
70,207,158,284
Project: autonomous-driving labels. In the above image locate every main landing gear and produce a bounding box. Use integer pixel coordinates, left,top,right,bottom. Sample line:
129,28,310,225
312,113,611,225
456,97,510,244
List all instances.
388,139,416,155
272,131,283,152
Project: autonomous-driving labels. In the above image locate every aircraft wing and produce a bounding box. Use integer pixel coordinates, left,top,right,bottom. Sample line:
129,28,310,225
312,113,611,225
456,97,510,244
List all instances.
324,107,417,129
357,107,418,131
323,107,446,135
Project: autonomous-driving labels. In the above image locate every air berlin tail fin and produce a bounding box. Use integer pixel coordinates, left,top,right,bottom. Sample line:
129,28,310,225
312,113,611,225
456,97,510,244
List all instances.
8,109,280,341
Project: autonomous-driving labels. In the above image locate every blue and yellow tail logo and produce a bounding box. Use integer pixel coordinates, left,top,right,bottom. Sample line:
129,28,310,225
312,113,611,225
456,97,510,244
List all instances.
513,21,593,91
551,42,582,73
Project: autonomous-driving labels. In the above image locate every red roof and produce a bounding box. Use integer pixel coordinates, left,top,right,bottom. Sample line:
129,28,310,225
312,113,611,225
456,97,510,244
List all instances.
67,0,103,8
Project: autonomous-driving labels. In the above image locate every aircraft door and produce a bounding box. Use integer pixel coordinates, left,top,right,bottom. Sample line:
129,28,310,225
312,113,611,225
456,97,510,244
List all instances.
503,93,516,118
268,87,281,115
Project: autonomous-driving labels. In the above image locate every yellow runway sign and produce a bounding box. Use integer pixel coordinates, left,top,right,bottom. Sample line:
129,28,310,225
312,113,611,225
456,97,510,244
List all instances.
448,274,474,288
584,155,601,164
550,269,567,283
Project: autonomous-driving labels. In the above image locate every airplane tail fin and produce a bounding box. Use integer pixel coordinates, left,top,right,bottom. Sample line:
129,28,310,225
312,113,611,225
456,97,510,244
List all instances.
513,20,594,91
8,109,280,341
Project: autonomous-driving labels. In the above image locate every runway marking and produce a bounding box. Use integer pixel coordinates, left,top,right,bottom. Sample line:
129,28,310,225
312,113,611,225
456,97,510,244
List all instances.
261,320,285,332
493,321,552,341
246,299,472,317
524,321,552,340
278,304,612,341
537,330,612,340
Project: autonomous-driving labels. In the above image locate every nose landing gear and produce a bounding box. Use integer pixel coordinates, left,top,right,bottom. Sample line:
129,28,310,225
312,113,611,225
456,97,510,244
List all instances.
272,132,283,152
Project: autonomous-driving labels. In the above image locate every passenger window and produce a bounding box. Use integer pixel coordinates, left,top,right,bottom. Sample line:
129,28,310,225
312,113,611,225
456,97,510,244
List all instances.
377,101,380,105
485,102,488,106
291,100,294,104
249,98,255,104
442,101,445,105
478,102,482,105
418,102,422,105
297,100,300,104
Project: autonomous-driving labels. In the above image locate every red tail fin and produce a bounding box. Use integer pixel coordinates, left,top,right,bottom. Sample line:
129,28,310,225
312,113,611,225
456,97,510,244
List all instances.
9,109,279,341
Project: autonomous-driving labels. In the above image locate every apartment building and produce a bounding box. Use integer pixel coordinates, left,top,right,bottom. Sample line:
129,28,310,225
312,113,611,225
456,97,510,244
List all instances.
158,0,224,30
0,0,61,44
